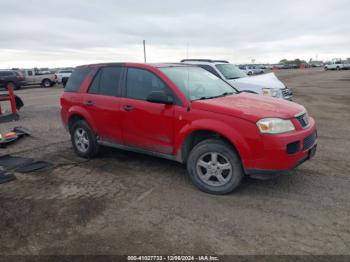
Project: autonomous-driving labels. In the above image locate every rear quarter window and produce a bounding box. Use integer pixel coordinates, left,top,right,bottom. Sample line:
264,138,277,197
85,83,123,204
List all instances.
0,71,13,76
65,67,92,92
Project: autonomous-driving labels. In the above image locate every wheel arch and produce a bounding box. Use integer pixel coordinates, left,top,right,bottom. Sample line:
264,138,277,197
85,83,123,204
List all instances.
67,107,97,134
176,124,251,167
41,78,52,85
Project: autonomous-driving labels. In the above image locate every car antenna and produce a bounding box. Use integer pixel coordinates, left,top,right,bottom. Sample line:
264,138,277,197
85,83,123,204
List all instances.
186,42,191,106
143,40,147,63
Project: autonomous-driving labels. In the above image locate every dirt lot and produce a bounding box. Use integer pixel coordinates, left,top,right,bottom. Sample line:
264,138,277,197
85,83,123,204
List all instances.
0,68,350,255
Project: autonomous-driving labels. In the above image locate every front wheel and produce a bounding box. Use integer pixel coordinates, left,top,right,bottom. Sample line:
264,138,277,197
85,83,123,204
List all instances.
187,139,243,195
70,120,99,158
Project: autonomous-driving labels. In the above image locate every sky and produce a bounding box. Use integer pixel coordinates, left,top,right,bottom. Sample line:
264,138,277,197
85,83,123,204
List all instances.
0,0,349,68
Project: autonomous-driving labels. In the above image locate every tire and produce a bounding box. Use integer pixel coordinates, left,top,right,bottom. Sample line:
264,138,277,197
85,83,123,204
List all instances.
70,120,99,158
248,71,253,76
42,79,51,88
336,67,340,71
187,138,244,195
324,67,328,71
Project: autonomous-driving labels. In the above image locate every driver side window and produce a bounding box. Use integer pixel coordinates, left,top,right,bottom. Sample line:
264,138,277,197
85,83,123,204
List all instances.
126,68,171,101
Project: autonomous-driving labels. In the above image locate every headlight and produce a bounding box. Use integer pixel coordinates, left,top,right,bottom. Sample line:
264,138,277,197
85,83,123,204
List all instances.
257,118,295,134
262,88,282,98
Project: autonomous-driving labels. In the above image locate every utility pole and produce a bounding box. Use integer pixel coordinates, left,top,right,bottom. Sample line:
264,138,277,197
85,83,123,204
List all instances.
143,40,147,63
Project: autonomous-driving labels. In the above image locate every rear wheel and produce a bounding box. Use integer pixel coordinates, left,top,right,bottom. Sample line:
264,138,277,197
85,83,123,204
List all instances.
70,120,99,158
187,139,243,194
42,79,51,88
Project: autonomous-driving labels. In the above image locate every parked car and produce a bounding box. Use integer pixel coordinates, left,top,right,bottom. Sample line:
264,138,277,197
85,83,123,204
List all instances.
0,70,26,90
281,64,299,69
239,65,265,75
17,69,56,88
181,59,292,100
324,61,350,70
55,70,73,84
60,63,317,194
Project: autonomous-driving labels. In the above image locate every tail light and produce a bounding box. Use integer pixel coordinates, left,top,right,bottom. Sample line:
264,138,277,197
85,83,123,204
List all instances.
16,75,25,81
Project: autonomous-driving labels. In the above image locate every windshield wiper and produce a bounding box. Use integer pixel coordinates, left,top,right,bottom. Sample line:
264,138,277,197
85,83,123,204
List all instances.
217,92,234,97
227,77,240,80
198,96,213,100
197,92,234,100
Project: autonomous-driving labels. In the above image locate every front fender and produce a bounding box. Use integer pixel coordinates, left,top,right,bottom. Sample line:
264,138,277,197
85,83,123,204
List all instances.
174,118,254,166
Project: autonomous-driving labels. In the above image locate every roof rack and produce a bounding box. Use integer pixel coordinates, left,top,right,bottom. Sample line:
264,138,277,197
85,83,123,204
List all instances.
180,59,229,63
212,60,230,63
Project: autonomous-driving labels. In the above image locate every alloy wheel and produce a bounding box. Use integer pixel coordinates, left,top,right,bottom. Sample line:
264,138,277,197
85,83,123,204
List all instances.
74,128,90,153
196,152,233,187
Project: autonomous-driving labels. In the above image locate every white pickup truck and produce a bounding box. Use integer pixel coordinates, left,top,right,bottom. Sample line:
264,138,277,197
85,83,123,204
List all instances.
17,69,56,87
324,61,350,71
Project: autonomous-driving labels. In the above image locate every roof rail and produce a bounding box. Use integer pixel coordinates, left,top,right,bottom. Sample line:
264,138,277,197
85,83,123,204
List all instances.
212,60,229,63
181,59,213,63
180,59,230,63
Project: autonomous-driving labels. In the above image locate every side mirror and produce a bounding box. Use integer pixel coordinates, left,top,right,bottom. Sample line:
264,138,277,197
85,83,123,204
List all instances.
147,91,174,105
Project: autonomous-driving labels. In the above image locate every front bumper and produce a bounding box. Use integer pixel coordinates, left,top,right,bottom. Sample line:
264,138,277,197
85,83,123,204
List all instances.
244,117,317,176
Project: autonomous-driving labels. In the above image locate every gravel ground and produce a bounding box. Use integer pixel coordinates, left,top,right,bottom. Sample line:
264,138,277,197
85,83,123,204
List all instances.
0,68,349,255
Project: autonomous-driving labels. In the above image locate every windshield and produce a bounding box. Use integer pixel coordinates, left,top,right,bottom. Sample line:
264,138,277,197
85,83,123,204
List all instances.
160,66,236,101
216,64,247,79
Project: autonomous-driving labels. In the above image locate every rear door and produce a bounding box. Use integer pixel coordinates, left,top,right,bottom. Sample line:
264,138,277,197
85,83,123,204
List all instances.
83,66,124,143
120,67,176,155
26,70,35,84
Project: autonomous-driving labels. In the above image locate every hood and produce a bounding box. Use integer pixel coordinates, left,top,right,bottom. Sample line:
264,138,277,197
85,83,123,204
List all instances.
227,72,285,93
191,93,305,123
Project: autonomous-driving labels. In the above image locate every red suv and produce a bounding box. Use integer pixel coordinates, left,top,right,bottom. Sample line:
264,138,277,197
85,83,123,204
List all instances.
60,63,317,194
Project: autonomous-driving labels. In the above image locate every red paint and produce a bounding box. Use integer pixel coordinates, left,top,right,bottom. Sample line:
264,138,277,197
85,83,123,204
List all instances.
61,63,317,174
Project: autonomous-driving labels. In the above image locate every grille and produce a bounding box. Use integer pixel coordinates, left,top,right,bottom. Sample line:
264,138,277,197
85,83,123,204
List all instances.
281,87,292,98
303,132,317,151
296,113,309,128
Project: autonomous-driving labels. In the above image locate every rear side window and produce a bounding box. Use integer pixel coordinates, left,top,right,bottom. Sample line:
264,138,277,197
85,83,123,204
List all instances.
88,67,123,96
0,71,13,76
65,67,91,92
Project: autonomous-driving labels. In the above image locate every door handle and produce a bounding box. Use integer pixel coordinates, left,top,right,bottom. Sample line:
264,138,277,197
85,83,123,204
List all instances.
84,100,94,106
123,105,134,112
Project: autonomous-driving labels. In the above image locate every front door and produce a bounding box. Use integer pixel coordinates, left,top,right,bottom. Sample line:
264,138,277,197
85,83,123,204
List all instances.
120,67,176,155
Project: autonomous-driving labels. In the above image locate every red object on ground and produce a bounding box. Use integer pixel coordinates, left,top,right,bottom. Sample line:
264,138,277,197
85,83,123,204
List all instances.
0,86,17,116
